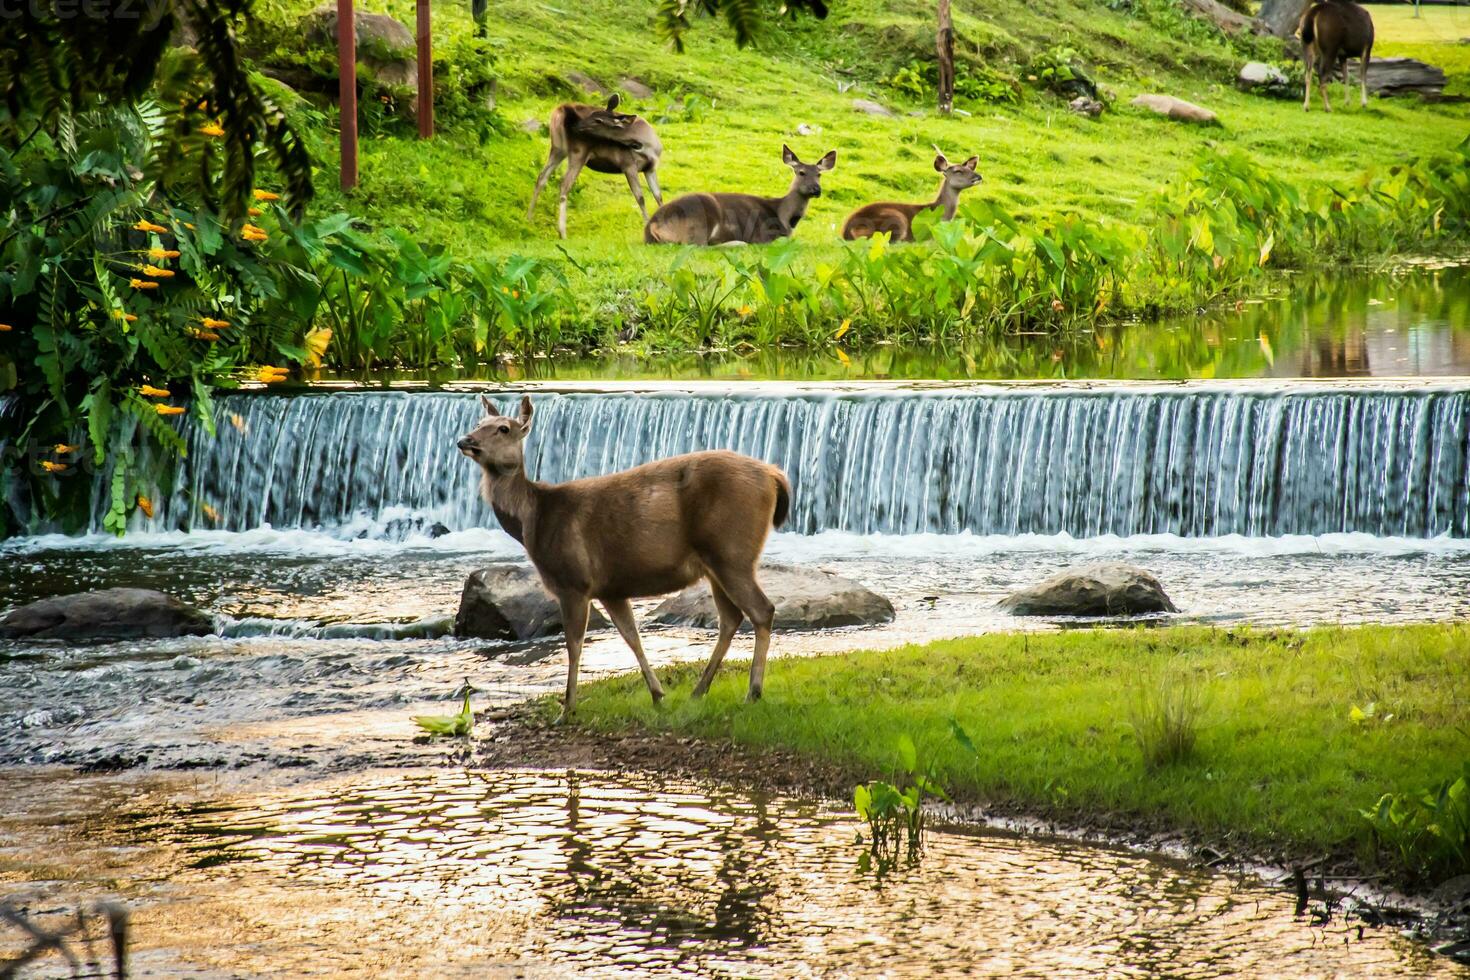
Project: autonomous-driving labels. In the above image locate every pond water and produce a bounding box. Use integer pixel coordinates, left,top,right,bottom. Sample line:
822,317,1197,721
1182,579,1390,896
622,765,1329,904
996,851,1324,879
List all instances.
4,262,1470,974
1,767,1461,978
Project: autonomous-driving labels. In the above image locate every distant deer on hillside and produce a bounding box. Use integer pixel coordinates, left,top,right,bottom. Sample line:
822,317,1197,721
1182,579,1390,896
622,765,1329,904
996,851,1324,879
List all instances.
643,145,836,245
527,94,663,238
457,396,791,720
1299,1,1374,112
841,151,982,242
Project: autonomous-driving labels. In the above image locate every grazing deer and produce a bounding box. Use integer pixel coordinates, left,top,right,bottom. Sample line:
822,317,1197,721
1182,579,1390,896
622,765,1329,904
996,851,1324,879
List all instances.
643,145,836,245
457,396,791,720
841,152,982,242
1299,1,1374,112
527,94,664,239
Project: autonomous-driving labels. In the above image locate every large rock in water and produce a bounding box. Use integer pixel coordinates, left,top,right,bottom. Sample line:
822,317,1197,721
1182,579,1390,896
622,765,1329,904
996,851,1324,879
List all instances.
455,565,607,641
998,563,1177,617
651,563,894,632
0,589,212,642
302,5,417,92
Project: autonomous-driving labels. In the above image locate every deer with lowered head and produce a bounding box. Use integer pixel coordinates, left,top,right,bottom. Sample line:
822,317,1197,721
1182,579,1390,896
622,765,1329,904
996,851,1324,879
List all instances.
457,396,791,720
527,94,664,239
1299,1,1374,112
644,145,836,245
842,152,982,242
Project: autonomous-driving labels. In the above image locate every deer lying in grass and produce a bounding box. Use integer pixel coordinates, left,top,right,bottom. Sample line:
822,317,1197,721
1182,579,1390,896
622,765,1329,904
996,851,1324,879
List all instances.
644,145,836,245
527,94,664,238
841,152,982,242
458,396,791,720
1299,1,1374,112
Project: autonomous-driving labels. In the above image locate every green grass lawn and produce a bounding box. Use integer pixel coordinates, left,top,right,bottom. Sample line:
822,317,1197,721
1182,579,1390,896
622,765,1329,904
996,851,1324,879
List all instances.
570,624,1470,878
248,0,1470,300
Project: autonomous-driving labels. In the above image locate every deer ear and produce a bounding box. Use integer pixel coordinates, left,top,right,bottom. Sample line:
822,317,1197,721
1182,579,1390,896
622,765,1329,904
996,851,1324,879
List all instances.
518,395,534,433
480,395,496,417
782,144,798,167
933,153,948,172
606,93,621,112
963,156,979,170
817,150,836,171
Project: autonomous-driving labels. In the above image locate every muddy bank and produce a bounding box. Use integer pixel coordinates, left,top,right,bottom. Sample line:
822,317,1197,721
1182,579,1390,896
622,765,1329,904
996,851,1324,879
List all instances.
475,701,1470,960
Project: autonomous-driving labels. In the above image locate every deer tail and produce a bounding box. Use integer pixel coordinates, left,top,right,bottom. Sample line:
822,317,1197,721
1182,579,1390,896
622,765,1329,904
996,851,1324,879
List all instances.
1299,5,1316,46
771,470,792,529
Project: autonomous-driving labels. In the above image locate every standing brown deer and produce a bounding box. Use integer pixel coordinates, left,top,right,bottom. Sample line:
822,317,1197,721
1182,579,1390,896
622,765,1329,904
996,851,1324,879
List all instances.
1299,1,1374,112
527,94,664,238
457,396,791,720
643,145,836,245
841,152,982,242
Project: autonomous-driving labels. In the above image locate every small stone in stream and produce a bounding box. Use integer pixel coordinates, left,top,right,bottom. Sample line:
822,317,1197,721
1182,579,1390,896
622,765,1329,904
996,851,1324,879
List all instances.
0,588,212,642
455,564,608,641
651,563,893,631
998,562,1177,617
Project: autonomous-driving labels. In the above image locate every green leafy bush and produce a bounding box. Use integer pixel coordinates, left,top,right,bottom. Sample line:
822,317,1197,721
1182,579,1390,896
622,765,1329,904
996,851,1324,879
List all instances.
1363,764,1470,885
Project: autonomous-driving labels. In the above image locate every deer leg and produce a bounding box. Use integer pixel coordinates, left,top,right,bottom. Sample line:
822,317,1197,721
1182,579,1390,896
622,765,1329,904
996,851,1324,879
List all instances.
1342,60,1352,108
1319,60,1334,112
691,578,745,699
1303,54,1313,112
1360,53,1371,108
709,572,775,703
644,169,663,207
556,595,590,723
557,152,588,240
624,169,649,222
528,147,565,223
602,597,663,703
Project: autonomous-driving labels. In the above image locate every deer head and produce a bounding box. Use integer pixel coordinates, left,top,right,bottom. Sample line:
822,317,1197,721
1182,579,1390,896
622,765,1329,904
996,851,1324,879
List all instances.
934,152,982,191
782,145,837,198
458,395,534,473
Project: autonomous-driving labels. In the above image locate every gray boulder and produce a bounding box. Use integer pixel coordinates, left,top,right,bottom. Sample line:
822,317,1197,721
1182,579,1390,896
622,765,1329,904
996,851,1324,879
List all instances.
620,77,654,99
852,98,895,118
998,562,1177,617
303,5,417,92
1068,96,1104,118
455,565,607,641
1237,61,1293,98
1363,57,1446,97
652,563,894,632
0,588,213,642
1131,94,1219,125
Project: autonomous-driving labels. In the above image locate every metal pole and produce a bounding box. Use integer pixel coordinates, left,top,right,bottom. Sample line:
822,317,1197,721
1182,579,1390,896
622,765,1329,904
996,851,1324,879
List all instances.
417,0,434,138
338,0,359,189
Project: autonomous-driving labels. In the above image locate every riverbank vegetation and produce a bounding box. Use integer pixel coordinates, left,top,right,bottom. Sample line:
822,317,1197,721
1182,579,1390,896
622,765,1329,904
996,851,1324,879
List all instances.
568,623,1470,888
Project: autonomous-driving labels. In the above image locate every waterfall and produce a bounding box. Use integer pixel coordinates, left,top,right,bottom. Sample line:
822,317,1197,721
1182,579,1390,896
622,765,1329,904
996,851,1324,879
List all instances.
119,386,1470,539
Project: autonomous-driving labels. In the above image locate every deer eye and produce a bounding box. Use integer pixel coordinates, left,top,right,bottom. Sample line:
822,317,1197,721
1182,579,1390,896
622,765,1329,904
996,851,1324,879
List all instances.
498,424,510,434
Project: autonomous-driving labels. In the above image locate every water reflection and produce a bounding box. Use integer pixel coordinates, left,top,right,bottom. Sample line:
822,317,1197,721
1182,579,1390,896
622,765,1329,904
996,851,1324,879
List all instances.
320,263,1470,384
8,768,1448,978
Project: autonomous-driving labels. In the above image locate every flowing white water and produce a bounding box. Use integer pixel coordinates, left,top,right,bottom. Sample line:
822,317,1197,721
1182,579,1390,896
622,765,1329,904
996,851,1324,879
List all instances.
88,385,1470,541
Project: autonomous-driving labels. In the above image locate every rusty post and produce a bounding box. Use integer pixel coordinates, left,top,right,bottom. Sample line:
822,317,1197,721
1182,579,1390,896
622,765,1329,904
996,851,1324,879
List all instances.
338,0,358,189
417,0,434,138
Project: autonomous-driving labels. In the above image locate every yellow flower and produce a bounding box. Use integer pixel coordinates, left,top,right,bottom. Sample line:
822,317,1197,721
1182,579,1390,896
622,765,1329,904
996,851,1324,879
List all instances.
736,305,753,317
136,495,154,518
133,220,168,233
41,461,68,473
248,207,263,217
183,222,196,231
253,189,280,202
147,247,181,259
0,323,11,332
834,347,851,366
304,327,332,367
200,317,230,330
53,443,78,454
1051,298,1065,313
256,365,289,383
835,318,851,340
241,223,269,243
141,264,175,278
201,503,220,522
139,384,171,398
190,329,221,341
112,310,138,323
155,404,186,416
129,279,160,290
198,122,225,137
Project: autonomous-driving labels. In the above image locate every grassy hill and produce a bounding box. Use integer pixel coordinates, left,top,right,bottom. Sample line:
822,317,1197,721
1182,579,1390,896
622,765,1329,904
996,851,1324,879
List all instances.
246,1,1469,259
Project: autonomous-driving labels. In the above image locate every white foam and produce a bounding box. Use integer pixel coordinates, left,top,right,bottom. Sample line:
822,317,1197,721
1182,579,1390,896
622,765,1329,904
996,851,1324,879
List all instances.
0,524,522,557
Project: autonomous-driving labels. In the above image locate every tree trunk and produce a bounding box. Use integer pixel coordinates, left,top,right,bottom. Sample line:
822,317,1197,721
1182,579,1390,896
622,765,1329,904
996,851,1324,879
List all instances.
936,0,954,115
1258,0,1309,39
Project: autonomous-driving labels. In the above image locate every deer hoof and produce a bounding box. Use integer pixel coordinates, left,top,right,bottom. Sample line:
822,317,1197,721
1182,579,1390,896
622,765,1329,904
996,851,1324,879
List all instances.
745,687,763,704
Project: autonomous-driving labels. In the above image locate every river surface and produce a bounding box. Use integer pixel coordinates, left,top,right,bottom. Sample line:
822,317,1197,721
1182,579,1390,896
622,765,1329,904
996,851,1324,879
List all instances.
4,264,1470,975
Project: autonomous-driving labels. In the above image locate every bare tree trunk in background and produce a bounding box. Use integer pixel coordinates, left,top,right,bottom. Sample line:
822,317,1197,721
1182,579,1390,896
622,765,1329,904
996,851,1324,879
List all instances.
936,0,954,114
1259,0,1310,39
